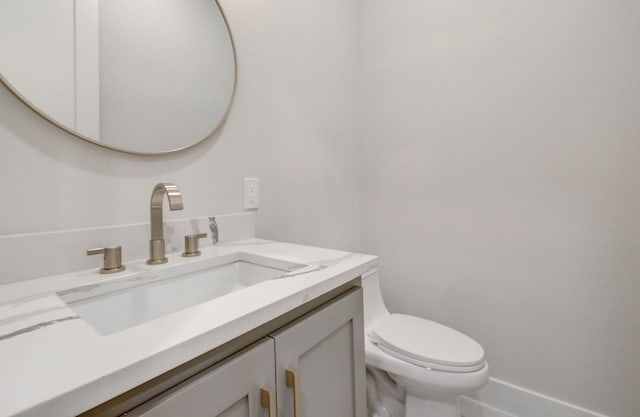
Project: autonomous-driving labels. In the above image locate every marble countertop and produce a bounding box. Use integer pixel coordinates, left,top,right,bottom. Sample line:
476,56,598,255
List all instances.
0,239,377,417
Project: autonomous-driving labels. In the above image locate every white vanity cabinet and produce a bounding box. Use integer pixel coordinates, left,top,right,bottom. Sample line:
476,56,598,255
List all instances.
121,288,365,417
272,287,366,417
126,338,276,417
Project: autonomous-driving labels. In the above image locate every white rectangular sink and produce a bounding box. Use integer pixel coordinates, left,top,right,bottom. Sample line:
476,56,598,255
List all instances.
59,255,304,335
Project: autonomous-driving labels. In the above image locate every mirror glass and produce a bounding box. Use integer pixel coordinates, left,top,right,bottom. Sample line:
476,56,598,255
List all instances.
0,0,236,155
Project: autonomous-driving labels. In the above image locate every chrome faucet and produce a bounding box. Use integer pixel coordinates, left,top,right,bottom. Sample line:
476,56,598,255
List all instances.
148,183,184,264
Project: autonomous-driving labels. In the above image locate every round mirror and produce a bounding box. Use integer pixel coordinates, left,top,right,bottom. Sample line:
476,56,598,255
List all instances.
0,0,236,155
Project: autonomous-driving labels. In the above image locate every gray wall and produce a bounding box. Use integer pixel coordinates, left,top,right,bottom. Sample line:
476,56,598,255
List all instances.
2,1,639,416
360,1,640,416
0,0,363,253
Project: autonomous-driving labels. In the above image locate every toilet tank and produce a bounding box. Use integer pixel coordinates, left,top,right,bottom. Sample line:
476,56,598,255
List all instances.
361,268,391,332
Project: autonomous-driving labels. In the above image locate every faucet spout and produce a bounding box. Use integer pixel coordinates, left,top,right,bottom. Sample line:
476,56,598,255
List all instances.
148,183,184,264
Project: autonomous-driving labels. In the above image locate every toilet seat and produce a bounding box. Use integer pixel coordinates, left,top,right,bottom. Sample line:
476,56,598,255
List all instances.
370,314,485,373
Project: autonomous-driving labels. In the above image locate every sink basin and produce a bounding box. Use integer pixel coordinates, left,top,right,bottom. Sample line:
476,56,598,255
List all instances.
59,254,305,335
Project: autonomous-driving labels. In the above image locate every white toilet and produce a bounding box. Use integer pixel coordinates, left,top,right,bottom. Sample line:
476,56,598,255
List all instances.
362,268,489,417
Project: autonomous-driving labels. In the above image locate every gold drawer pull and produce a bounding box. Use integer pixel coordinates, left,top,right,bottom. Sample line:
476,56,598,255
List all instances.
285,368,301,417
260,386,276,417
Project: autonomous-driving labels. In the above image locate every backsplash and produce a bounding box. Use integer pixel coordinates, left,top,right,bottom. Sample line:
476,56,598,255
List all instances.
0,212,255,285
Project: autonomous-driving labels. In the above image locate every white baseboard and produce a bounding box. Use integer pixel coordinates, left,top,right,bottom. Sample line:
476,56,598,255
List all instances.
460,396,518,417
461,378,610,417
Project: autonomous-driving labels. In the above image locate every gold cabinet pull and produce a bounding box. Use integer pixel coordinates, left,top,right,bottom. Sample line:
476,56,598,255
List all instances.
260,386,276,417
285,368,301,417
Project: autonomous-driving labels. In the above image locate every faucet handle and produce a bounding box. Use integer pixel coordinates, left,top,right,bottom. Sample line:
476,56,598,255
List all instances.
87,246,126,274
183,233,207,257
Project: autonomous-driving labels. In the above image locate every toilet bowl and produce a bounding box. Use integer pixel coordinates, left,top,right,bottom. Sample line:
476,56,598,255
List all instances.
362,269,489,417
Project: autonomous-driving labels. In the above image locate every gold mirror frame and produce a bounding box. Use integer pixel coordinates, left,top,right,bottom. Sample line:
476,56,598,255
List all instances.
0,1,237,156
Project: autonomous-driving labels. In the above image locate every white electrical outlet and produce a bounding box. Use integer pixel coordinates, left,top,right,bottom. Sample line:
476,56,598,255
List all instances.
243,178,259,209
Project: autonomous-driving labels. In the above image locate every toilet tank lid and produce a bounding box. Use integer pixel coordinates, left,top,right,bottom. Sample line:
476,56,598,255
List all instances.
371,314,485,368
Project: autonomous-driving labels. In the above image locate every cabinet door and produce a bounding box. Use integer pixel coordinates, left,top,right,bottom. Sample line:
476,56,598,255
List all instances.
125,338,276,417
271,288,366,417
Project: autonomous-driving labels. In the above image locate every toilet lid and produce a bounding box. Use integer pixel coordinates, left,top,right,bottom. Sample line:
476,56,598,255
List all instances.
371,314,485,372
